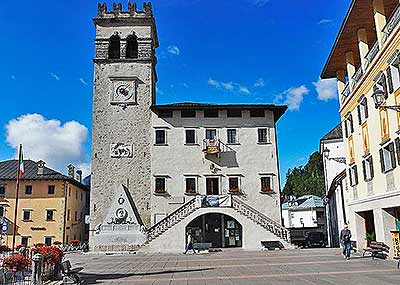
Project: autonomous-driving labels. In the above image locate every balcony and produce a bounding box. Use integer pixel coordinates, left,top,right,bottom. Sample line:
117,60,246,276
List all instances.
351,66,364,89
341,83,351,104
203,139,221,154
383,5,400,43
364,41,379,70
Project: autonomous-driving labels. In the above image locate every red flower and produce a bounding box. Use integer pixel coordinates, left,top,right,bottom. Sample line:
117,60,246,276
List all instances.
3,254,30,272
32,245,64,265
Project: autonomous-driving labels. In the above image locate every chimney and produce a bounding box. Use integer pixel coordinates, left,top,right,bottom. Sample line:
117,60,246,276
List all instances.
37,160,46,175
67,164,75,178
76,170,82,183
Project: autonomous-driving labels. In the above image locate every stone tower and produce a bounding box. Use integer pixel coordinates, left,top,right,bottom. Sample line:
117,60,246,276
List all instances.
90,1,158,248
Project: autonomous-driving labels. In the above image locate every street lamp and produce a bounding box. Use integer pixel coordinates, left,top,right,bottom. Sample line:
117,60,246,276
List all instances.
372,89,400,112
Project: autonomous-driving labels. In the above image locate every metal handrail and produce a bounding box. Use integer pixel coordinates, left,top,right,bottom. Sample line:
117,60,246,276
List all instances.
383,5,400,42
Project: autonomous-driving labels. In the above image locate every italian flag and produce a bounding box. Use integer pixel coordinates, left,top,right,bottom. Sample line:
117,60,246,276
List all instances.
17,145,24,180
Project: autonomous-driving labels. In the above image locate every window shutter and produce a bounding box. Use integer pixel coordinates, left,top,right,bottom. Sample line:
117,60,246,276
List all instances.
344,121,349,138
379,148,385,173
382,73,388,99
350,115,354,133
369,156,374,180
395,137,400,165
386,66,394,93
348,168,353,186
357,105,362,125
354,165,359,185
364,98,369,119
362,160,367,181
389,142,397,169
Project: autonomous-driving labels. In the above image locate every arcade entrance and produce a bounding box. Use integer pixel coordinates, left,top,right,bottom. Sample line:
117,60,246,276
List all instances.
186,213,242,248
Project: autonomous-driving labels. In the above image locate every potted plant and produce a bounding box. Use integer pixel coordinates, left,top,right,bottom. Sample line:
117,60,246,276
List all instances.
229,187,240,194
3,254,30,272
366,232,376,246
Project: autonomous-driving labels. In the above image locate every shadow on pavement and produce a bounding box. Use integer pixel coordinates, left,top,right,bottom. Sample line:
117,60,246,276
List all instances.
80,267,215,284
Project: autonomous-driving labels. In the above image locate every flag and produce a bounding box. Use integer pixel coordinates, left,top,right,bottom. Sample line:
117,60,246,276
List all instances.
17,145,24,180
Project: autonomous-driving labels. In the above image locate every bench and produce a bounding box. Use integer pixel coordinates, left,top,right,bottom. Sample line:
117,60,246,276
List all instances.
362,241,390,259
261,241,284,250
193,243,212,252
61,260,84,284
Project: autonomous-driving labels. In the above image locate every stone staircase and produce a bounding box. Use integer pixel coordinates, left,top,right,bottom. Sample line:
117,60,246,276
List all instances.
142,195,291,248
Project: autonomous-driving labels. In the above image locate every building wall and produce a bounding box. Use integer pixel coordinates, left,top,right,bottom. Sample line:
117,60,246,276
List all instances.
321,139,346,188
0,179,86,247
282,208,320,228
150,109,282,225
65,182,88,243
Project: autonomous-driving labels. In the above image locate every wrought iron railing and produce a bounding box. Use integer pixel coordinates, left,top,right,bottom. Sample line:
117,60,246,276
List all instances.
351,66,363,89
364,41,379,69
383,5,400,43
341,83,351,104
231,196,291,243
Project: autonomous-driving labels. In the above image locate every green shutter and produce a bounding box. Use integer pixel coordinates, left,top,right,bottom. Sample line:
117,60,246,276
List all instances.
395,137,400,165
354,165,359,185
380,148,385,173
369,156,374,179
389,142,397,169
348,168,353,186
357,105,362,125
364,97,369,119
362,160,367,181
387,66,394,93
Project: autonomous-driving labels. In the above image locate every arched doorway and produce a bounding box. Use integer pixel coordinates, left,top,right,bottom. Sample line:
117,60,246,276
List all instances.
186,213,242,248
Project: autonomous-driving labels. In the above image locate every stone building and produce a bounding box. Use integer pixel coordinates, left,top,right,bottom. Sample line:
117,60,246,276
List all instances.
321,0,400,256
0,160,89,247
90,2,290,252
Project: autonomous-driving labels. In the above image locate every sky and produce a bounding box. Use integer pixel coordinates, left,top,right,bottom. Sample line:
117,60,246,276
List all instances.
0,0,350,184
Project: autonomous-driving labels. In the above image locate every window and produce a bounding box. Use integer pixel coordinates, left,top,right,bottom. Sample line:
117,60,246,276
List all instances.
250,109,265,117
23,210,31,221
67,209,70,221
155,178,166,193
227,129,238,144
21,237,28,246
344,114,354,138
158,110,173,118
181,110,196,118
155,129,166,145
0,185,5,198
228,177,240,193
46,210,55,221
357,97,368,124
44,237,52,246
258,128,270,143
0,206,4,217
227,109,242,117
185,130,196,144
48,185,55,195
126,35,138,59
74,211,78,222
204,109,219,118
68,187,71,197
108,35,120,59
260,177,273,192
380,142,397,173
185,178,197,194
76,190,78,200
349,165,359,186
362,156,374,182
25,185,32,195
206,129,217,140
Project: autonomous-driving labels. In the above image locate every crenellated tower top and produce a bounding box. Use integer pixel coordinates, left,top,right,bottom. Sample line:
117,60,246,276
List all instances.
96,1,153,19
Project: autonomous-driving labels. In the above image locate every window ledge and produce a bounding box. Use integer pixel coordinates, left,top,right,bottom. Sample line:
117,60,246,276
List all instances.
226,143,240,146
154,192,169,196
184,192,198,196
260,190,275,194
154,143,168,146
22,220,33,222
184,143,200,146
228,191,243,195
383,168,395,174
257,142,271,145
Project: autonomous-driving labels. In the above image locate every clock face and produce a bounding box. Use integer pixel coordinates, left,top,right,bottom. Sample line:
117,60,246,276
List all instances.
115,83,132,101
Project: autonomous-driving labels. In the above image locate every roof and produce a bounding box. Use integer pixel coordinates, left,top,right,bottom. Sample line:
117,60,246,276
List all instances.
151,103,288,122
0,160,88,190
282,195,324,210
321,123,343,141
321,0,398,79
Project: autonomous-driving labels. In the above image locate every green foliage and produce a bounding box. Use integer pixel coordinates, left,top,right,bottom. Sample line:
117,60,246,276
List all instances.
366,232,376,242
283,151,325,197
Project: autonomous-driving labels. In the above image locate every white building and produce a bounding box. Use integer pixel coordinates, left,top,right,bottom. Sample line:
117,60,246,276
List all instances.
90,3,291,252
320,124,349,247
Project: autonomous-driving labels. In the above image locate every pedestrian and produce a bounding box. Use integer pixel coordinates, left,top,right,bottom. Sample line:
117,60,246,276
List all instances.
340,224,352,260
183,233,197,255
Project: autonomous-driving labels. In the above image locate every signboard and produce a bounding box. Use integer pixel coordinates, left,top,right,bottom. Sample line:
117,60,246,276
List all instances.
391,231,400,258
1,220,8,234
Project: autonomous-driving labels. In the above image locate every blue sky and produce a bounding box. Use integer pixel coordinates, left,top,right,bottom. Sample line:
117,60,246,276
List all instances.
0,0,349,183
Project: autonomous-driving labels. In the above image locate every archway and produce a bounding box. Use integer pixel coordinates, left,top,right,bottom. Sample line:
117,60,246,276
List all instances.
186,213,242,248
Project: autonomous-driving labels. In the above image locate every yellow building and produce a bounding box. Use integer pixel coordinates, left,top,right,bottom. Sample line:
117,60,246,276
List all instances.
0,159,89,247
321,0,400,256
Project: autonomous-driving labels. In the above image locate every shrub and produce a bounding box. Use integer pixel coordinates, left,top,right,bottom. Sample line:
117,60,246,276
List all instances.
3,254,30,272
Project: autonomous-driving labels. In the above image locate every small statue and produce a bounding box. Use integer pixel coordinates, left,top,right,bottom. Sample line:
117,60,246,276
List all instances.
113,2,122,16
98,3,107,17
143,2,153,16
128,1,137,15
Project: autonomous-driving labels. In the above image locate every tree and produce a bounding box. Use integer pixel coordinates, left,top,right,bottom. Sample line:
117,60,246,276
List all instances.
283,151,325,198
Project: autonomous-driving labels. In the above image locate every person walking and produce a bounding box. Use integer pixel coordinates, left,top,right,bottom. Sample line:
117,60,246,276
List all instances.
183,233,197,255
340,224,352,260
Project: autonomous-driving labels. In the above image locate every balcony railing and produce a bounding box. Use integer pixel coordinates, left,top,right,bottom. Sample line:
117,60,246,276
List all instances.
383,5,400,43
351,66,364,89
341,83,350,103
364,41,379,69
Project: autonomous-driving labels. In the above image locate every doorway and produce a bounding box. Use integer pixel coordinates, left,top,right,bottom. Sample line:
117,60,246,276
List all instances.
206,178,219,195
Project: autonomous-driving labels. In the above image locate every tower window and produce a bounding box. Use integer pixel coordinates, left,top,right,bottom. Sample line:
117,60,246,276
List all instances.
126,35,138,59
108,35,121,59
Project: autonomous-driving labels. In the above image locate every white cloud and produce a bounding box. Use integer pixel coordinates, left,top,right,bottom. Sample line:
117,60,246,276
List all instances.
11,75,16,80
313,78,338,101
5,114,89,175
318,19,334,25
251,0,269,7
239,86,251,95
50,73,60,81
208,78,221,88
79,78,88,86
275,85,309,111
76,162,91,179
167,45,180,56
254,78,265,88
221,82,234,91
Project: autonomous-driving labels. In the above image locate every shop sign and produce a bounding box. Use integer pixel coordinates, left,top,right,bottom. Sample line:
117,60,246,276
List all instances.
391,231,400,257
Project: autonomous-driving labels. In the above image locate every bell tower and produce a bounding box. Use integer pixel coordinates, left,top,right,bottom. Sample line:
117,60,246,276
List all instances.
90,1,158,250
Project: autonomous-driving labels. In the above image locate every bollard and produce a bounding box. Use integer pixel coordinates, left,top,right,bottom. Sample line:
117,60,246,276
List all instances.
31,253,43,285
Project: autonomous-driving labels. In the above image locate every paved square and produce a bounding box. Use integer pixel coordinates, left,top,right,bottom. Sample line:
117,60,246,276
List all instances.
68,248,400,284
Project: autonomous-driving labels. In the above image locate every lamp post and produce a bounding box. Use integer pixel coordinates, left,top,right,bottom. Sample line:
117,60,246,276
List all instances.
372,89,400,112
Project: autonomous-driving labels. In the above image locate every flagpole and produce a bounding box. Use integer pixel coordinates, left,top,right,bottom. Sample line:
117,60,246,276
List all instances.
12,144,22,252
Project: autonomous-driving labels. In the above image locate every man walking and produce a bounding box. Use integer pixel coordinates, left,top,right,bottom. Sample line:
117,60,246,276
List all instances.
183,233,197,255
340,224,352,260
